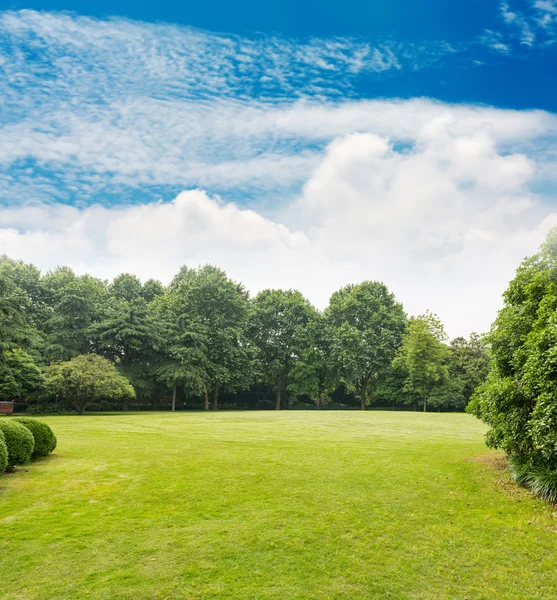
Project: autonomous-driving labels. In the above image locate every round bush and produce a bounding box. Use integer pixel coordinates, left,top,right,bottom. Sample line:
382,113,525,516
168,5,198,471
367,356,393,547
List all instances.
0,419,35,468
13,418,57,457
0,429,7,475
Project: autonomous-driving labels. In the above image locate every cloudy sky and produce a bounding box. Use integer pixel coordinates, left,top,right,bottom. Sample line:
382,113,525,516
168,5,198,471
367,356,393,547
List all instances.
1,1,557,336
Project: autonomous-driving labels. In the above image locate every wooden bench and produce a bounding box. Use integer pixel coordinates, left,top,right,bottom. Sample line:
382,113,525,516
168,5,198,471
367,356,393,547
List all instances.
0,402,14,415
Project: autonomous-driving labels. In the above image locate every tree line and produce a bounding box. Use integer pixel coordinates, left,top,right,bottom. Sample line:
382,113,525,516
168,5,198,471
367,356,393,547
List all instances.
0,255,489,413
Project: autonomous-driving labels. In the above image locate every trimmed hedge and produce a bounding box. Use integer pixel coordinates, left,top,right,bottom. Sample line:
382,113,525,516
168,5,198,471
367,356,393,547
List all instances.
0,429,7,475
13,418,57,457
0,419,35,468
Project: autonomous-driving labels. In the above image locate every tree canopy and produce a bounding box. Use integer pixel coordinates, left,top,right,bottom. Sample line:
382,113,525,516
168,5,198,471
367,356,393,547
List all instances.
326,282,406,410
45,354,136,415
0,255,489,414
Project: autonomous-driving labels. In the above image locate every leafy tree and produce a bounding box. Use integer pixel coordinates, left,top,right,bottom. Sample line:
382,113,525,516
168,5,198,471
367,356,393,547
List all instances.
0,256,49,328
287,314,337,406
170,266,252,410
43,270,107,361
0,275,36,362
142,279,165,302
250,289,316,410
326,281,406,410
90,298,161,409
45,354,135,414
429,334,489,411
469,230,557,496
152,291,208,411
0,349,44,401
394,311,448,412
109,273,143,303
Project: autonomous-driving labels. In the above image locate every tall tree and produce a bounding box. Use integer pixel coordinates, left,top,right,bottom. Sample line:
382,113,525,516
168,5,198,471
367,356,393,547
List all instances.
0,275,36,362
287,313,337,406
152,292,208,411
326,281,406,410
90,298,161,409
469,229,557,501
109,273,143,303
172,266,252,410
250,289,316,410
430,333,489,411
394,311,448,412
43,270,107,361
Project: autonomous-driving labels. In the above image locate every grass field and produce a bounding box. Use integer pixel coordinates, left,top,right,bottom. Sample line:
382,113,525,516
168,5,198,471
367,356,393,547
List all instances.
1,411,556,600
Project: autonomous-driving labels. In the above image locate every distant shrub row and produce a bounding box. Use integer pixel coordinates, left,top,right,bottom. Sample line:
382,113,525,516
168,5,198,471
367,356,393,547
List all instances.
0,418,57,475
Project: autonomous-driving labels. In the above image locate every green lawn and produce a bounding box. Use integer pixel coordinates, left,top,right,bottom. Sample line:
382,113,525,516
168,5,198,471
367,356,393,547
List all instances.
1,412,556,599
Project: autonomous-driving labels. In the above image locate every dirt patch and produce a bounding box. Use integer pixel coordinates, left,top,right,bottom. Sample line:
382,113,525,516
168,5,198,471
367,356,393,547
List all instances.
468,452,534,500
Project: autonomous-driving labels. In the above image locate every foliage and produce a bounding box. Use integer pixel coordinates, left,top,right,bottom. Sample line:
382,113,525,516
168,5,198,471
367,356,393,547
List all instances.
0,418,35,468
394,311,448,412
0,254,489,414
168,265,253,409
43,269,107,361
0,428,7,475
0,349,44,401
470,228,557,501
326,281,406,409
45,354,135,414
250,289,316,409
427,333,489,411
0,274,36,362
13,418,57,457
152,289,209,410
90,297,160,407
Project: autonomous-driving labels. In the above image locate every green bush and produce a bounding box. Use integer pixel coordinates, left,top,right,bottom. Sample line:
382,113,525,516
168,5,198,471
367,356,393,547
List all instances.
0,419,35,468
13,418,57,457
508,455,557,504
0,429,7,475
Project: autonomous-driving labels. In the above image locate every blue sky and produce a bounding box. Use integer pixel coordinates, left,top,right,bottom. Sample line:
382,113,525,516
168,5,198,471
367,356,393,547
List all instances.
7,0,557,110
1,1,557,335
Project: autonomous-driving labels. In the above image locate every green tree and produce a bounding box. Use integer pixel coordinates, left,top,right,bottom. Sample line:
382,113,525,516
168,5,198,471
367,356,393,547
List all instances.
250,289,316,410
43,270,107,361
0,349,44,401
0,256,49,328
326,281,406,410
152,292,208,411
109,273,143,303
0,275,36,362
45,354,135,415
429,333,489,411
90,298,161,409
469,230,557,490
287,314,337,406
394,311,448,412
170,266,252,410
142,279,165,302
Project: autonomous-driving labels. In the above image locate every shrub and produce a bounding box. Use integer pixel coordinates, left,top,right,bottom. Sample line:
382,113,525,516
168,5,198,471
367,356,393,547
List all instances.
0,429,7,475
13,418,57,457
508,455,557,504
0,419,35,468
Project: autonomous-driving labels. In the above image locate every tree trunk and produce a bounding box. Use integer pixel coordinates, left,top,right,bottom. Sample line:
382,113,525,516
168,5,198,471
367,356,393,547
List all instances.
204,390,209,411
423,396,427,412
123,397,129,411
275,377,281,410
213,384,219,411
171,382,177,412
360,383,367,411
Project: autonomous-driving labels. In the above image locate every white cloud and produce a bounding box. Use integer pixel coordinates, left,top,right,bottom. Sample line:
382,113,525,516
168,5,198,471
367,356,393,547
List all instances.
2,107,557,338
1,10,557,338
